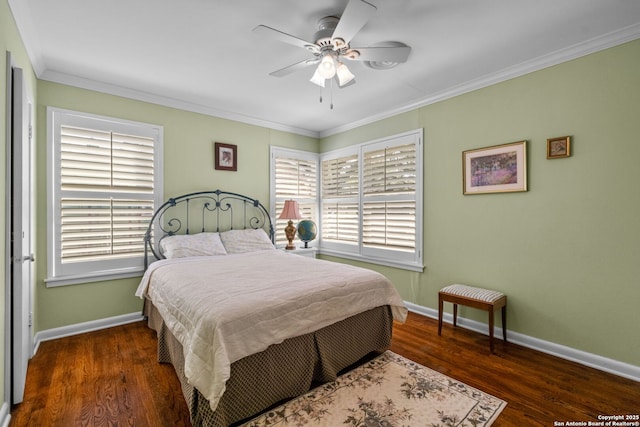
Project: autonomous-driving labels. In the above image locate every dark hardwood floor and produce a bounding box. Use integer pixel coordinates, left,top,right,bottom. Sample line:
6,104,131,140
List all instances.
10,320,191,427
10,311,640,426
391,312,639,426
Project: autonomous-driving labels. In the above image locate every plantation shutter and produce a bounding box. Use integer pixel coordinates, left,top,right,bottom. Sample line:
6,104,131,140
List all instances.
48,107,163,286
362,143,417,252
270,129,422,270
273,153,317,246
321,202,359,243
275,156,317,198
363,143,416,196
59,126,156,263
321,153,359,247
321,154,359,197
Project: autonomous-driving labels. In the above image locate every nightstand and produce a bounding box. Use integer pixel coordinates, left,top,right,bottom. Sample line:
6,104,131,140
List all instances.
281,247,317,258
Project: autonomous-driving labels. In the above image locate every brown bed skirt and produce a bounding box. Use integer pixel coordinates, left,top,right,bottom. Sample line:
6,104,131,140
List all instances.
144,299,393,426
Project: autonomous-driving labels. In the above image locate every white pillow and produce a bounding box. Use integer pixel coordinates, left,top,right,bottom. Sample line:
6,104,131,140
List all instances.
160,232,227,258
219,228,275,254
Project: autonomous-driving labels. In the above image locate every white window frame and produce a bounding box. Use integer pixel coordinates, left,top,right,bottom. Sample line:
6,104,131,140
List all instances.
321,129,423,271
319,146,360,254
270,129,423,272
359,131,423,268
46,107,164,286
270,146,319,248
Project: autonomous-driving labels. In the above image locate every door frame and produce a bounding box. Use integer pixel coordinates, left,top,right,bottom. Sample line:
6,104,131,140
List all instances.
4,50,14,411
4,51,35,406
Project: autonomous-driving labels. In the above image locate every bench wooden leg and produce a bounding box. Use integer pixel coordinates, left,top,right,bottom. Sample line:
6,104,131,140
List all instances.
453,304,458,327
502,305,507,342
438,295,443,336
489,308,495,353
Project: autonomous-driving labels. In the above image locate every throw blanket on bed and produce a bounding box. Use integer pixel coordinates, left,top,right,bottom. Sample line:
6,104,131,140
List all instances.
135,250,407,412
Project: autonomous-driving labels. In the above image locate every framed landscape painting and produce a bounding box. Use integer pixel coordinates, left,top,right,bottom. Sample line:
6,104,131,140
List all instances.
463,140,527,195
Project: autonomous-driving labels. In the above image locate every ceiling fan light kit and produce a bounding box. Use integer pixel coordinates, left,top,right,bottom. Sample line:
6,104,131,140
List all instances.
335,62,355,86
310,67,326,88
253,0,411,108
318,54,337,79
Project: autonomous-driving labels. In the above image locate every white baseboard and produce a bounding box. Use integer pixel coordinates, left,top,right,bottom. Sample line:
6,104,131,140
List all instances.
0,402,11,427
28,304,640,383
32,312,144,356
0,402,10,427
404,301,640,383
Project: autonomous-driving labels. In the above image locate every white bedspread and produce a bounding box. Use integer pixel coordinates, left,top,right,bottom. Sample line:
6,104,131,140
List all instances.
135,250,407,411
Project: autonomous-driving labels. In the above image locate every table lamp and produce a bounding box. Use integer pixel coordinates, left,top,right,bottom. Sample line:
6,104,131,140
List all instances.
278,200,302,250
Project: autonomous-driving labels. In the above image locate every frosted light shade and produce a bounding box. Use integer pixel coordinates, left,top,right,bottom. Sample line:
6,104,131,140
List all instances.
318,55,336,79
336,62,355,86
310,68,326,87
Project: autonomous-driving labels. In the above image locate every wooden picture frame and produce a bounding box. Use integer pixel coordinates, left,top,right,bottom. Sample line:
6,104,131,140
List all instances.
547,136,571,159
463,140,527,195
214,142,237,171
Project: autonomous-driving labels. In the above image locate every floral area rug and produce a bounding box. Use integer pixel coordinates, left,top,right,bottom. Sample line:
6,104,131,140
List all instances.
241,351,506,427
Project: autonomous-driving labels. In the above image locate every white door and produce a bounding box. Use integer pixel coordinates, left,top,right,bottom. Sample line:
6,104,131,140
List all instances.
10,65,34,404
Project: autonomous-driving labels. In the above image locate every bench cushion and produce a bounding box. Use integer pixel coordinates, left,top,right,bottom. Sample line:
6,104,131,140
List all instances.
440,284,504,303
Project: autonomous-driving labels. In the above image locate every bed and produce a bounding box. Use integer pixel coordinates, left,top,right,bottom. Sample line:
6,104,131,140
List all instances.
135,190,408,426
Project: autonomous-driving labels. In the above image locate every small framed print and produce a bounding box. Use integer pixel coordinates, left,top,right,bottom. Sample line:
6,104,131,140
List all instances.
463,140,527,195
214,142,237,171
547,136,571,159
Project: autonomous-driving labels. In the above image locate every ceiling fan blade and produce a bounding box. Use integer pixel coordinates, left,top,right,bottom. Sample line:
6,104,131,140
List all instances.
269,58,320,77
253,25,320,54
331,0,377,46
348,46,411,63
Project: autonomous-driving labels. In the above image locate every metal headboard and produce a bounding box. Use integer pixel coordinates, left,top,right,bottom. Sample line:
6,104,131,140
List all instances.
143,189,274,269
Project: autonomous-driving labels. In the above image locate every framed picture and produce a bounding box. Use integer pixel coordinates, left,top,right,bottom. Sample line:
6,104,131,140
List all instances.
547,136,571,159
463,140,527,195
214,142,237,171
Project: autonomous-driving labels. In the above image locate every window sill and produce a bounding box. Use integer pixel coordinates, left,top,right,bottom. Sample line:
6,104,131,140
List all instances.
317,248,424,272
45,267,144,287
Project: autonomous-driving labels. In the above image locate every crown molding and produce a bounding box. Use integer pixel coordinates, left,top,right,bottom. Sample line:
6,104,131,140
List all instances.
10,0,640,140
9,0,319,138
39,70,321,139
319,22,640,138
8,0,45,75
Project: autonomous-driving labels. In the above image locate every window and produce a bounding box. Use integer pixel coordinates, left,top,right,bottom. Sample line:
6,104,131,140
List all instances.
361,137,419,264
47,108,163,286
270,147,318,247
271,128,423,271
320,149,359,251
320,129,423,270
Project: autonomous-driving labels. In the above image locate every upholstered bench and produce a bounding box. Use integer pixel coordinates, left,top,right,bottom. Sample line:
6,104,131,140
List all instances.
438,284,507,353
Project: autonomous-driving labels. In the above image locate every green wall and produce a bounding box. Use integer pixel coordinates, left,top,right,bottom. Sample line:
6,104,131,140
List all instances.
10,4,638,381
34,82,318,332
321,39,640,366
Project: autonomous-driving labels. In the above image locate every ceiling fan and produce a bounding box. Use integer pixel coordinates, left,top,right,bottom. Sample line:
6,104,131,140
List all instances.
253,0,411,91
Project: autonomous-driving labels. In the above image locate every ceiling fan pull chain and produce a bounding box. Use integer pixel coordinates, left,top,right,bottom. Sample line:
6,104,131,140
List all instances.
330,78,334,110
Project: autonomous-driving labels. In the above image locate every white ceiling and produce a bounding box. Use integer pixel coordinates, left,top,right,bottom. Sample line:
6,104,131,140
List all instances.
9,0,640,137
